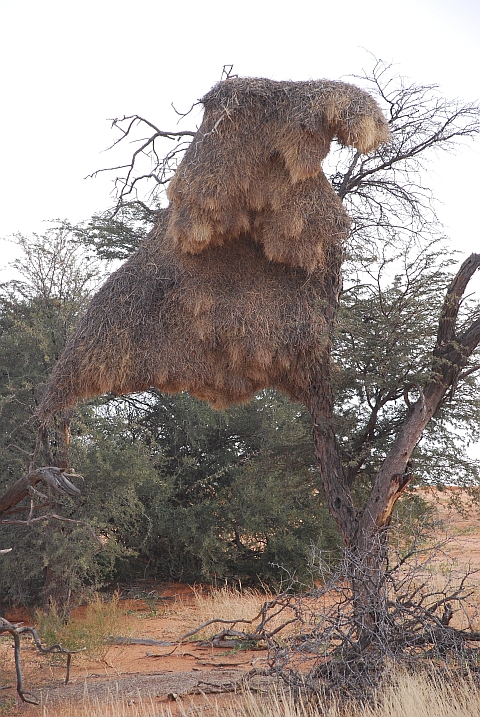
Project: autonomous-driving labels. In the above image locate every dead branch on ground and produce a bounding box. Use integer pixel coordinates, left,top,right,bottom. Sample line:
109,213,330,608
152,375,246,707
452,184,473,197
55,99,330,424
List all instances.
266,536,480,699
175,589,300,650
0,617,83,705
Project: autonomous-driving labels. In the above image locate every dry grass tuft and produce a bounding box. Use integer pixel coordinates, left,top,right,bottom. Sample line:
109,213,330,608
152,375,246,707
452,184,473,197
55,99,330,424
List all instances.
35,593,130,660
191,585,271,618
171,585,274,641
363,671,480,717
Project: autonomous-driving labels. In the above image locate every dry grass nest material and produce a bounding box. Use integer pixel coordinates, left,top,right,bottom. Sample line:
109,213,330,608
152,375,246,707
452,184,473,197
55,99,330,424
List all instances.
167,76,389,272
39,210,336,417
39,76,389,419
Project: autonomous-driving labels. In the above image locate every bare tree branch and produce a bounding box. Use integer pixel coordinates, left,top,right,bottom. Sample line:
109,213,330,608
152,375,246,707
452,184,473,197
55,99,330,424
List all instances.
87,114,196,216
0,617,83,704
0,467,81,519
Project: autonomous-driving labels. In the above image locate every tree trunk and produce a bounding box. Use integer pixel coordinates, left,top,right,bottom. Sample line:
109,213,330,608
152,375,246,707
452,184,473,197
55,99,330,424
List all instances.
39,410,72,471
35,411,74,612
349,525,390,646
42,562,72,616
307,385,389,643
305,253,480,645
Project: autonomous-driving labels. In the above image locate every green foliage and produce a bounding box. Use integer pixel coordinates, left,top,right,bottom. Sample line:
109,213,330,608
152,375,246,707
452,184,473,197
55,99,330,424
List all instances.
72,202,156,261
333,236,480,500
0,223,101,483
75,391,340,585
0,225,116,605
0,227,341,599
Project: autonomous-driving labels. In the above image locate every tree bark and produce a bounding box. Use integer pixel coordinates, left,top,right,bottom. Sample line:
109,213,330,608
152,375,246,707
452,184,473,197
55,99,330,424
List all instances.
39,410,72,470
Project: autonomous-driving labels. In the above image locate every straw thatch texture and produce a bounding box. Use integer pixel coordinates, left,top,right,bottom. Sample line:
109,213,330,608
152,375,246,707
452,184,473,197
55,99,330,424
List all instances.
38,210,339,420
38,77,388,420
167,77,389,271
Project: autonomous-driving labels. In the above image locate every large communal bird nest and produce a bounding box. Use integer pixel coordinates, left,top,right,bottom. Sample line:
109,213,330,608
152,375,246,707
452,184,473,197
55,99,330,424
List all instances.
38,77,388,421
167,77,389,272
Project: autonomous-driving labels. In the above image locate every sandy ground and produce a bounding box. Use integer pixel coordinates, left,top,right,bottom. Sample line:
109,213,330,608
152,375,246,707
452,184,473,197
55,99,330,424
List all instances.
1,488,480,715
422,487,480,568
1,584,271,715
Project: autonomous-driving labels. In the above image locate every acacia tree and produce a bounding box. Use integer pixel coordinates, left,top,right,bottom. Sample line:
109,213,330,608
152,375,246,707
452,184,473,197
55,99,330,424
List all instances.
309,63,480,632
0,229,341,598
0,227,107,606
40,61,480,638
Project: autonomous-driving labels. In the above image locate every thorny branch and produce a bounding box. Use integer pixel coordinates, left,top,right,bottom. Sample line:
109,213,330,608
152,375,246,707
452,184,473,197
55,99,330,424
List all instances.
1,513,104,550
331,60,480,250
268,540,480,698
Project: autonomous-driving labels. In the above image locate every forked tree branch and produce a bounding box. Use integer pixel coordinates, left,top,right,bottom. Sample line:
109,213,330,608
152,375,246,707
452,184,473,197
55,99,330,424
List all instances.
359,253,480,536
0,463,103,549
308,253,480,546
87,115,196,215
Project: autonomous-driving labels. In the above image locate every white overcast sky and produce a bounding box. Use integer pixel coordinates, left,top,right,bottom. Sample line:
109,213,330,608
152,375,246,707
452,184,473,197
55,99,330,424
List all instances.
0,0,479,267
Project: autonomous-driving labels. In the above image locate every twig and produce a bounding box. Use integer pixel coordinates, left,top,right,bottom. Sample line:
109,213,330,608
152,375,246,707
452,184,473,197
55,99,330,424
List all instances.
144,645,179,658
106,636,175,646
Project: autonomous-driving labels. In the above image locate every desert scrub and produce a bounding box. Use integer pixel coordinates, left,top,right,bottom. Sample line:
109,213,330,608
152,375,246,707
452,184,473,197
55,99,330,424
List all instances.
35,592,129,659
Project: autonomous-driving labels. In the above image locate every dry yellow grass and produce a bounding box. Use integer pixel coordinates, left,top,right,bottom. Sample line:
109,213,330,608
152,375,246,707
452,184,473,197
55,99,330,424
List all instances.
190,585,272,622
5,586,480,715
165,585,276,641
35,593,132,660
35,672,480,717
363,671,480,717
